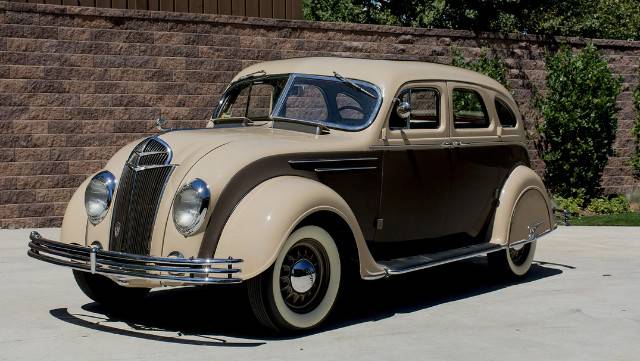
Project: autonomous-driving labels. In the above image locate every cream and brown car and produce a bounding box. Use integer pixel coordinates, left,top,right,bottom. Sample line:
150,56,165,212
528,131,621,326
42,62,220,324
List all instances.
28,57,556,332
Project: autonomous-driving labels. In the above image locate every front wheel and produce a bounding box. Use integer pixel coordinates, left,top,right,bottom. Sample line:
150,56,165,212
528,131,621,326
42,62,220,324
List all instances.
247,225,341,332
73,270,150,308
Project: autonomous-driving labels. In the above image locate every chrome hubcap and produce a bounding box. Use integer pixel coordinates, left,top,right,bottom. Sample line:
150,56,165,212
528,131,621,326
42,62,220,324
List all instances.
290,259,316,293
279,239,330,314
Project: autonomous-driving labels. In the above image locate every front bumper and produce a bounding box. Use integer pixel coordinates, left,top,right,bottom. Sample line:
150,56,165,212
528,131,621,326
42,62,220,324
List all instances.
27,231,243,285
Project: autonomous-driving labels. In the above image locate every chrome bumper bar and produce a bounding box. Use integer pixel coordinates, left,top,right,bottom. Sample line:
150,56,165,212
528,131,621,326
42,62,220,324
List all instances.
27,231,243,285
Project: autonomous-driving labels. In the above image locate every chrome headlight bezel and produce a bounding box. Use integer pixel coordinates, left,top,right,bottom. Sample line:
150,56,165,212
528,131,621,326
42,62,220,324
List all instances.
84,171,116,225
172,178,211,237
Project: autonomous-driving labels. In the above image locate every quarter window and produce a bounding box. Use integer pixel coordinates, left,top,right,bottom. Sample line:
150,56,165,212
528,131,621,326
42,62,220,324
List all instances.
389,88,440,129
495,98,517,128
452,89,489,129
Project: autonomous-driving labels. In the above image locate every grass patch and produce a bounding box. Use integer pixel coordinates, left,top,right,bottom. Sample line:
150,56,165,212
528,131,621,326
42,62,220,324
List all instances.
570,212,640,226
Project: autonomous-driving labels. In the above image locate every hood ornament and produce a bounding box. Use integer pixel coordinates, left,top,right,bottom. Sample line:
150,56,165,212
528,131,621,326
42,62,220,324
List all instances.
156,115,171,132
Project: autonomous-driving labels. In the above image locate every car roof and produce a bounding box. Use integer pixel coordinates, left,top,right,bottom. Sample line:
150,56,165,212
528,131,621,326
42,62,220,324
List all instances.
233,56,511,99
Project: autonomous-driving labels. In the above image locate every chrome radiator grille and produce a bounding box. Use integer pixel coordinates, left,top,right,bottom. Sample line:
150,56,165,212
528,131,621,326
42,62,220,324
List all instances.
109,137,173,255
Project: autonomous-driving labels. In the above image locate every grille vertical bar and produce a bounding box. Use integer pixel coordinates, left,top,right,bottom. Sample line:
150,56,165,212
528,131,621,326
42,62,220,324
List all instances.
109,137,173,255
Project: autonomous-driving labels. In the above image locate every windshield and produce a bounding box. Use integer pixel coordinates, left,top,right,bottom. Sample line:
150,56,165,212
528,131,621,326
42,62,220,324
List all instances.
214,74,382,131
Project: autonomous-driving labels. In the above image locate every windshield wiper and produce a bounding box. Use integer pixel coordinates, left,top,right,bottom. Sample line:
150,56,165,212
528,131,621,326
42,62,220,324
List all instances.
333,71,376,99
237,70,267,81
270,116,331,135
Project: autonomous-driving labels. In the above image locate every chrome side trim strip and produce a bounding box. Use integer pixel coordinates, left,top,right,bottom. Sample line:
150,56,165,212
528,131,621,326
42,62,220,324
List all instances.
27,232,243,285
288,157,379,164
370,141,527,151
314,166,378,172
381,227,554,277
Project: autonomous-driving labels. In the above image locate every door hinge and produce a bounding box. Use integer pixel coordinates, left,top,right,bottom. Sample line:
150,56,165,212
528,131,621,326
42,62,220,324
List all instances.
376,218,384,230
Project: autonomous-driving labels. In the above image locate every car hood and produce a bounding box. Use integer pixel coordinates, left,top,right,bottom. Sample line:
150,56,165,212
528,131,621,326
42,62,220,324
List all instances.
156,126,347,167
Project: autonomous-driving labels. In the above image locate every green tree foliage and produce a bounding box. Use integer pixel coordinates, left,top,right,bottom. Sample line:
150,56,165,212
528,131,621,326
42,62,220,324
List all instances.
451,47,509,88
536,44,622,199
303,0,640,40
631,75,640,177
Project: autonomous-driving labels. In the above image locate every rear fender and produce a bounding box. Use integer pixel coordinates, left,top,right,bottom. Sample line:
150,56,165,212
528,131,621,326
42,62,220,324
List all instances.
490,165,555,245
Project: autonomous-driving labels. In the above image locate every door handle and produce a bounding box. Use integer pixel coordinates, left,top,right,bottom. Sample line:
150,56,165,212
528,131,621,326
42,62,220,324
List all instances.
452,141,461,146
442,141,453,147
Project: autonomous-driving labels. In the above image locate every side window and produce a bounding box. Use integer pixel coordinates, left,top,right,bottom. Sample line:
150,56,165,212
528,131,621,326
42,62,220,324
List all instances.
495,98,517,128
389,88,440,130
246,83,275,119
452,89,489,129
221,82,279,119
224,86,249,118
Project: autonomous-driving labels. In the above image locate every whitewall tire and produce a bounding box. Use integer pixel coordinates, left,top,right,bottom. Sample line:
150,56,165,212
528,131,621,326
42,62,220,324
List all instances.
489,241,537,277
247,225,341,332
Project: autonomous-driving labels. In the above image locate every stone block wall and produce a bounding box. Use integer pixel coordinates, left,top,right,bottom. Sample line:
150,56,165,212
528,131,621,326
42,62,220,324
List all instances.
1,1,638,227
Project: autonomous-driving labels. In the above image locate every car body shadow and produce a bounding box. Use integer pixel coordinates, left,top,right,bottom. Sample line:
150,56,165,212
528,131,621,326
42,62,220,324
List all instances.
48,257,565,345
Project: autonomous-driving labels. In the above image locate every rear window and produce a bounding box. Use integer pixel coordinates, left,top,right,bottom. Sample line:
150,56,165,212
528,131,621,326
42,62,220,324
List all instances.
495,98,517,128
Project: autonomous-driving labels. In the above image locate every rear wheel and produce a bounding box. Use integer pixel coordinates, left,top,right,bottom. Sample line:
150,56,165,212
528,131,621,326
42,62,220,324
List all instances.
73,270,150,307
247,225,341,332
489,241,537,277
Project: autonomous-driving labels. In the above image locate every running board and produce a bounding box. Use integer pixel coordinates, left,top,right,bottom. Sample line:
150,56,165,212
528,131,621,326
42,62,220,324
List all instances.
378,225,551,277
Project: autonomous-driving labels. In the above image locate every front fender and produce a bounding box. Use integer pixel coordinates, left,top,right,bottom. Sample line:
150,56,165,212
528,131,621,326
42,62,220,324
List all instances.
213,176,384,280
490,165,555,246
60,178,90,246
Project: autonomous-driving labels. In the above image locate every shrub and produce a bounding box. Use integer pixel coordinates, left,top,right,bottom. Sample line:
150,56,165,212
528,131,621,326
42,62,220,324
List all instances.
553,195,584,214
586,195,631,214
631,75,640,177
451,47,509,88
536,44,622,199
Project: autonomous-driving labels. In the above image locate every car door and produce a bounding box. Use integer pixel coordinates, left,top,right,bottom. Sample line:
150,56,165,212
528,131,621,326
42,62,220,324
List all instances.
445,82,505,241
373,82,453,243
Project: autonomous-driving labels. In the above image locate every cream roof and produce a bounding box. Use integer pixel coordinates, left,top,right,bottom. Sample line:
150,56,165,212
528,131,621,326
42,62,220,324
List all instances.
233,56,511,100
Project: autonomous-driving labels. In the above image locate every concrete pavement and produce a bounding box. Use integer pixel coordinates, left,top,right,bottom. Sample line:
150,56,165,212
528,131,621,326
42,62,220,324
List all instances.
1,226,639,361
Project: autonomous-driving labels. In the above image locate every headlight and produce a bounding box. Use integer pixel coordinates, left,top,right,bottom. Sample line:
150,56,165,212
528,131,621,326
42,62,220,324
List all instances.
173,178,210,236
84,171,116,225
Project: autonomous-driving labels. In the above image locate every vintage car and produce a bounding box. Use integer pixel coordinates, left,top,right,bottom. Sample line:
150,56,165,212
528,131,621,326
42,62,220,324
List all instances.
28,57,556,332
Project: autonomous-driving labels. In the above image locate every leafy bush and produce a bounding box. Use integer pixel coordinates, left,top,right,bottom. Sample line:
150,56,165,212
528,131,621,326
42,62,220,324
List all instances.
631,75,640,177
536,44,622,199
303,0,640,41
554,195,584,214
586,195,631,214
451,47,509,88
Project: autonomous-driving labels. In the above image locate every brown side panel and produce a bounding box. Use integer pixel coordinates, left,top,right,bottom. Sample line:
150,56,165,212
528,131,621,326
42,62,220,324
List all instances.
445,144,530,239
375,148,452,243
198,152,382,258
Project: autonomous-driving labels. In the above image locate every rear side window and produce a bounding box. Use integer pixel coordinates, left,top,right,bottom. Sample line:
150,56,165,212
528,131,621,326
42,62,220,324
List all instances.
452,89,489,129
495,98,517,128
